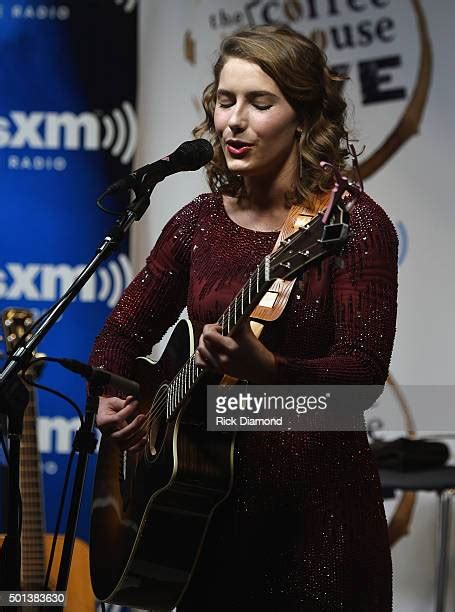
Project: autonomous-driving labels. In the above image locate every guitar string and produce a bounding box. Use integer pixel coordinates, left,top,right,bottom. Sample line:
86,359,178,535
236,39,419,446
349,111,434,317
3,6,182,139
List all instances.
133,236,324,441
136,254,270,435
134,236,324,441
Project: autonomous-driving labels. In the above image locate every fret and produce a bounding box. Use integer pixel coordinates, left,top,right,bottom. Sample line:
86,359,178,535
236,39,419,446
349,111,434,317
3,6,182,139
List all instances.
175,375,179,406
168,384,172,417
248,277,252,303
241,286,244,314
234,295,237,324
178,372,183,403
227,303,231,335
186,362,190,393
256,265,260,293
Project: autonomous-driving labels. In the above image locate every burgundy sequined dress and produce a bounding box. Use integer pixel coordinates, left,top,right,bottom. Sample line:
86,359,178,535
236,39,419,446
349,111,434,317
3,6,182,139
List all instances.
90,191,398,611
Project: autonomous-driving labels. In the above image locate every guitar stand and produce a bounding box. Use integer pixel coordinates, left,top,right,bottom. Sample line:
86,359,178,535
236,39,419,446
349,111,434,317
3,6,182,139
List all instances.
54,386,100,611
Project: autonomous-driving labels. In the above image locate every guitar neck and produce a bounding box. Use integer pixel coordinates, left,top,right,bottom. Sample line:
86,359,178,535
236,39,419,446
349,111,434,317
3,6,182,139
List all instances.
20,391,46,589
2,308,46,589
166,256,272,419
217,255,272,335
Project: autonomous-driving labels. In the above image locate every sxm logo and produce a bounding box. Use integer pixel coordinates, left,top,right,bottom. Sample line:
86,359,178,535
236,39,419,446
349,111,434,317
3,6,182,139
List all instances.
0,254,132,308
0,101,137,171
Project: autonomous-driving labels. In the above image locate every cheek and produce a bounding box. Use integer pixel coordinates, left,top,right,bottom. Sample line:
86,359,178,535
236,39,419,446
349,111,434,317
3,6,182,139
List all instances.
213,108,226,136
257,122,299,156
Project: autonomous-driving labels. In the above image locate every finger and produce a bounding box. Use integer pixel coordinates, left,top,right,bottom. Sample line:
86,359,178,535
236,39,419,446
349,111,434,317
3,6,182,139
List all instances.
127,436,148,454
204,334,237,355
194,348,206,368
99,396,125,412
196,345,220,371
114,399,140,422
111,413,146,441
118,425,148,451
202,323,222,334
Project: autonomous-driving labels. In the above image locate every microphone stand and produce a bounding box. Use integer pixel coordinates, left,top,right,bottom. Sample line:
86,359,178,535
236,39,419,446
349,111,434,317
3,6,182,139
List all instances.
0,179,157,593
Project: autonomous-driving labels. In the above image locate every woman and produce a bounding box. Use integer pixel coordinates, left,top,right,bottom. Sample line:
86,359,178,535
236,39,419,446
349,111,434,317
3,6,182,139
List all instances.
91,25,397,610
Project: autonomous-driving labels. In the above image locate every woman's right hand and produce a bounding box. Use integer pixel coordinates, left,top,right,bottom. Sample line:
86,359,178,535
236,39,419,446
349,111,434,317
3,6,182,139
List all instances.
96,395,147,453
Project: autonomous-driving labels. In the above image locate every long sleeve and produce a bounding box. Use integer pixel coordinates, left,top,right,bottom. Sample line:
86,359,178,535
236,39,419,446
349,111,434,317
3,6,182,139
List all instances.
274,194,398,385
89,196,203,379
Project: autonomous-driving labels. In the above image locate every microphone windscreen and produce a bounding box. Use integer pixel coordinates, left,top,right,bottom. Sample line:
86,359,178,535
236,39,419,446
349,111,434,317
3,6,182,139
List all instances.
173,139,214,171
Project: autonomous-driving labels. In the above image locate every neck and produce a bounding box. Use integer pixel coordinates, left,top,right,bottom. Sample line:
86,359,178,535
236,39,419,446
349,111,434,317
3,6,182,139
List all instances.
242,153,299,212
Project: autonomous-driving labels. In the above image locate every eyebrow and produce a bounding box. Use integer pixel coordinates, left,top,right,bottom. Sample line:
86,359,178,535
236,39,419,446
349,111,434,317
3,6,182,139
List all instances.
216,89,279,100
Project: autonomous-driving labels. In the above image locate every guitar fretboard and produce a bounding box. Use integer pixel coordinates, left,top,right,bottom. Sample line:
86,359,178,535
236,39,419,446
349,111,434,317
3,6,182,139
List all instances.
20,394,46,589
166,255,272,419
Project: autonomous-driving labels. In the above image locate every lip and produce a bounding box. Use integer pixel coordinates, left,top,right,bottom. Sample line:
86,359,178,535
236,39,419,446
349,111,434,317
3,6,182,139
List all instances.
225,140,253,156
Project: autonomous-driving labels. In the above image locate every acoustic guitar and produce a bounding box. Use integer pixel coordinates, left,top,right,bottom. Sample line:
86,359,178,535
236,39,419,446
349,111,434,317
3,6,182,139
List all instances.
0,308,95,611
90,189,356,610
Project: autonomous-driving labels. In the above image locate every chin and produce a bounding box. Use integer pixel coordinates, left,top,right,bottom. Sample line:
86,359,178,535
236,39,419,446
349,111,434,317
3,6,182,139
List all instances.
225,160,258,176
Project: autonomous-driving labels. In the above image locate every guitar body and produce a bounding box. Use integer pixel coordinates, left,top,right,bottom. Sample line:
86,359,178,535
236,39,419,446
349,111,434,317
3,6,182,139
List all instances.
0,534,94,611
90,320,235,610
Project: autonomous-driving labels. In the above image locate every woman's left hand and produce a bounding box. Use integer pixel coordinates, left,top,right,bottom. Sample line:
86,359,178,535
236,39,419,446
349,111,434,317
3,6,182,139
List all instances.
194,320,276,383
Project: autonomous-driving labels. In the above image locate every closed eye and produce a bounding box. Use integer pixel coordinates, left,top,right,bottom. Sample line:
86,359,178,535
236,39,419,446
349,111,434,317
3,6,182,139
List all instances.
217,101,272,111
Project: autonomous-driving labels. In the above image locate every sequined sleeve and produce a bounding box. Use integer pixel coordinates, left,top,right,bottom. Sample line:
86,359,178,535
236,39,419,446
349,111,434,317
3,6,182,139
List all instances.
274,195,398,385
89,196,203,380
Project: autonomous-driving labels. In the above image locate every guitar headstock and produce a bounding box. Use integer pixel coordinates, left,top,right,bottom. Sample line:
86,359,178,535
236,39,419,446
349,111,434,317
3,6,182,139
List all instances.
270,174,360,281
2,308,34,355
1,308,43,379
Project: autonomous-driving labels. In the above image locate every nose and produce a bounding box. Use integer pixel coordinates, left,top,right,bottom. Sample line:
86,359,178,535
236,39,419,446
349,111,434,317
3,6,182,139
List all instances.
227,103,247,134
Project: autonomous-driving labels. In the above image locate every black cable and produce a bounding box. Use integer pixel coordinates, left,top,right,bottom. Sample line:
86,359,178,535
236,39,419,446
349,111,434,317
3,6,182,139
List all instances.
43,447,76,590
96,192,131,216
25,357,84,422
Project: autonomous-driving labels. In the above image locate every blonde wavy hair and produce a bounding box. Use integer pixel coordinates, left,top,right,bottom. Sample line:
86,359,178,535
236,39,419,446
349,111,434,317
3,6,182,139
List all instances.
193,25,350,211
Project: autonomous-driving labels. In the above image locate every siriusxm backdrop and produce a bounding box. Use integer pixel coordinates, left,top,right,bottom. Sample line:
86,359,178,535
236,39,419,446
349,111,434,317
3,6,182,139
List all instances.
0,0,137,561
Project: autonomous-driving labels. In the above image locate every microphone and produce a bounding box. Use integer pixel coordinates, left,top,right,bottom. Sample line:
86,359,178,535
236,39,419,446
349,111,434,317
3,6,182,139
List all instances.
57,358,141,399
99,138,214,199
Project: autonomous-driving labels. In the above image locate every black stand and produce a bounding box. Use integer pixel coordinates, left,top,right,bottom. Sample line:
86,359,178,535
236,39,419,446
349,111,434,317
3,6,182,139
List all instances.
0,377,29,590
55,386,100,608
0,180,156,591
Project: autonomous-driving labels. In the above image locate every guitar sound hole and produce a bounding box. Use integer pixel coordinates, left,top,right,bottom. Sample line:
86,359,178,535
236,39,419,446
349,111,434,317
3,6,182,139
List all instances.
145,384,168,463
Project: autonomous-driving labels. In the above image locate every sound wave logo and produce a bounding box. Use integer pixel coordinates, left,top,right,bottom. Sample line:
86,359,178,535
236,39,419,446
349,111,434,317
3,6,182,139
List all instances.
0,254,133,307
101,101,137,164
114,0,137,13
0,102,137,165
97,254,133,307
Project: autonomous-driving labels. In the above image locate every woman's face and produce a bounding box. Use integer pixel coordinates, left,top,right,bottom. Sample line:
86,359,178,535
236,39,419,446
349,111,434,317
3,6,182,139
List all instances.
214,57,301,181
